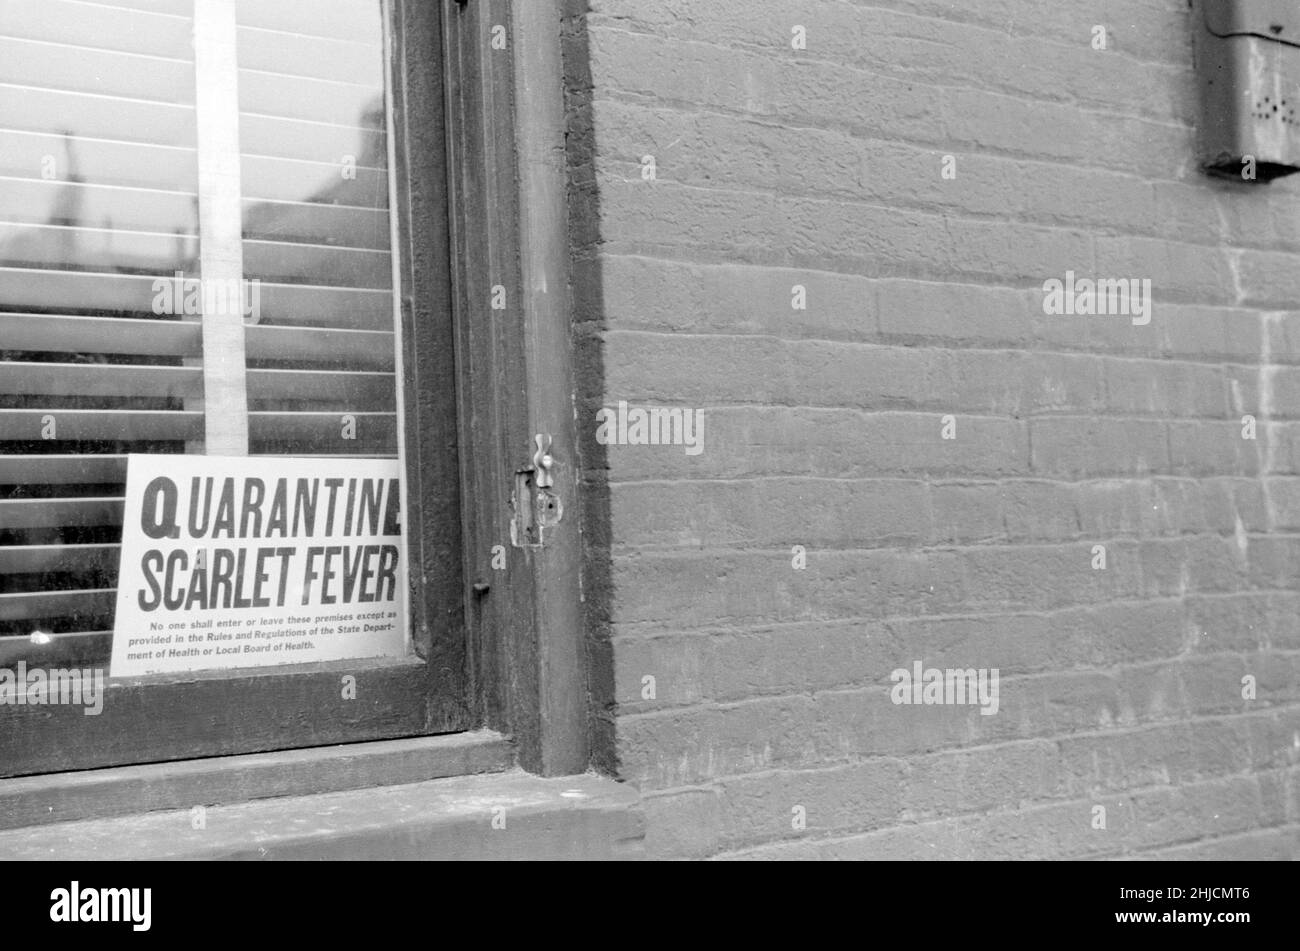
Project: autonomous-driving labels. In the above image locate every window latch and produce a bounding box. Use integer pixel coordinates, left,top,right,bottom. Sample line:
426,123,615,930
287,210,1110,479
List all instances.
511,434,562,548
533,433,555,487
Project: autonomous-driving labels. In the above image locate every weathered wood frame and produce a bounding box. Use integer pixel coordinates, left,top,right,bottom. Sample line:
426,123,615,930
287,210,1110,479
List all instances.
443,0,589,776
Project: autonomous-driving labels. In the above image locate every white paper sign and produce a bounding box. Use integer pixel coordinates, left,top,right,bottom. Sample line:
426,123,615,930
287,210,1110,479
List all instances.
110,455,407,677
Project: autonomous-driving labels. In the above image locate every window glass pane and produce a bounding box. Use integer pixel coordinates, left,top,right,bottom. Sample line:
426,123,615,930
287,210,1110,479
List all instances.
0,0,408,678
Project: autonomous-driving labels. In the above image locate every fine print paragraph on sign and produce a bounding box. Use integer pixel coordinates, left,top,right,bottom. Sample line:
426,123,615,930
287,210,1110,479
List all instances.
109,455,408,677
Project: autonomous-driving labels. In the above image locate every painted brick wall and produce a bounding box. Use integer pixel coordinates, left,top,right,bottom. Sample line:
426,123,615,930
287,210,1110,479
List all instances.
566,0,1300,859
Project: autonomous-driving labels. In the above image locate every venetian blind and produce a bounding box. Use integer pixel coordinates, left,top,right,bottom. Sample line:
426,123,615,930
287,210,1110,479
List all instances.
0,0,400,667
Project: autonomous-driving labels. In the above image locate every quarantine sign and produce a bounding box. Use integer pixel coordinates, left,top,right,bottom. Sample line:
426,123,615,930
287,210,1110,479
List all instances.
110,455,407,678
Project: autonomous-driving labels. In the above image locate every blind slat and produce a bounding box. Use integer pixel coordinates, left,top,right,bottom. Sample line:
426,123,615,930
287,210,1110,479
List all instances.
243,240,391,288
0,544,119,576
78,0,190,13
247,369,395,407
253,284,395,330
0,177,198,234
0,315,202,357
0,131,196,193
245,325,394,370
0,409,202,441
237,25,383,85
241,113,382,165
0,499,123,529
0,0,193,58
0,273,394,327
235,0,383,45
0,589,115,623
0,36,194,104
243,198,389,249
0,85,194,146
239,70,382,127
0,363,201,399
249,411,397,453
0,223,198,274
242,154,386,206
0,270,192,316
0,455,128,485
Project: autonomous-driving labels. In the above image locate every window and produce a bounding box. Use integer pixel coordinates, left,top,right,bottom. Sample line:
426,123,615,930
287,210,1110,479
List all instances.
1,0,470,776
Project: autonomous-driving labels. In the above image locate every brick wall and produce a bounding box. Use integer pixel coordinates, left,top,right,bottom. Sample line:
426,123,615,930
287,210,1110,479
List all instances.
566,0,1300,858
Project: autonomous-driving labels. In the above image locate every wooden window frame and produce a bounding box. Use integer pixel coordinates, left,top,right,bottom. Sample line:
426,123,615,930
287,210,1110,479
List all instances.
1,0,588,782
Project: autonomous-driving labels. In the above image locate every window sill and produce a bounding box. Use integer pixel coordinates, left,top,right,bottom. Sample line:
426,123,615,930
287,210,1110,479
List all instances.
0,731,513,832
0,768,644,861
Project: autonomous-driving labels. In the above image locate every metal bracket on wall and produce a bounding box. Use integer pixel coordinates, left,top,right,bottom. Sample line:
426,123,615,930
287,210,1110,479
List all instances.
510,434,563,549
